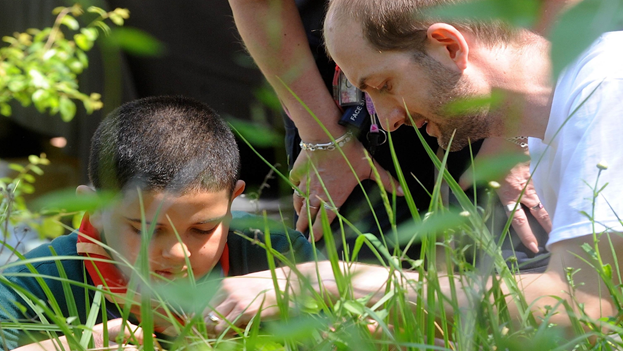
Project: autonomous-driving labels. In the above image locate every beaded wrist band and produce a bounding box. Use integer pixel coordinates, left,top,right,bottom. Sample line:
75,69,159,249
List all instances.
300,131,353,151
506,136,528,148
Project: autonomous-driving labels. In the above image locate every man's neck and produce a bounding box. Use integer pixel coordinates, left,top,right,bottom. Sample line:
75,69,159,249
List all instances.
473,32,554,139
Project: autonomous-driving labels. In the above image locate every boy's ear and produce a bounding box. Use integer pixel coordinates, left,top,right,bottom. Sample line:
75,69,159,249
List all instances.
231,180,245,201
76,185,103,230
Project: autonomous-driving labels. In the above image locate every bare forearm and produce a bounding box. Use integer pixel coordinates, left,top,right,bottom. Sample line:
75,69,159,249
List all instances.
228,0,344,141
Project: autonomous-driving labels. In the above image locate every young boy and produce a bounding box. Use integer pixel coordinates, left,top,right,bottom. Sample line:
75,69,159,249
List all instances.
0,96,314,349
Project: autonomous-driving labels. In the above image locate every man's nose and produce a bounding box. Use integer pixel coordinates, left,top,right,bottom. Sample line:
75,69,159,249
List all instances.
376,107,406,132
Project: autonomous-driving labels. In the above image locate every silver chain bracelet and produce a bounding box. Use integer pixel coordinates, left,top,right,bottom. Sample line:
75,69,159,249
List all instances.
506,136,528,148
300,131,353,151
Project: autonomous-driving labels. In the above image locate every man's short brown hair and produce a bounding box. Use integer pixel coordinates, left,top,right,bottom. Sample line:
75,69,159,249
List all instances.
325,0,518,53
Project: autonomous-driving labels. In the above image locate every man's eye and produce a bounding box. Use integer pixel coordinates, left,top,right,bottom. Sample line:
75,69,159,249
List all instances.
380,83,390,93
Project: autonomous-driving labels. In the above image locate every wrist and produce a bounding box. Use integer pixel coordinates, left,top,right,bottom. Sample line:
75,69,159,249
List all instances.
300,130,354,151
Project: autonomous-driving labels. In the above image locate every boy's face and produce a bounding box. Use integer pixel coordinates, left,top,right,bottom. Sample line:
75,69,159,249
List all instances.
89,180,245,282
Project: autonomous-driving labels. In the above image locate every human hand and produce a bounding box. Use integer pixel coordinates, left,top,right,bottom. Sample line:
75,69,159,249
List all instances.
204,272,284,336
290,139,403,242
460,138,552,253
91,318,146,350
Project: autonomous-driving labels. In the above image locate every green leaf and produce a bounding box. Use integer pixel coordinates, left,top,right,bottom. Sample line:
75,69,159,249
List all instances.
8,163,25,172
67,59,84,73
80,27,99,41
7,79,27,92
72,212,85,229
20,183,35,194
61,15,79,30
32,188,118,213
22,174,36,183
73,33,93,51
427,0,540,28
602,263,613,279
29,69,50,89
59,96,76,122
227,117,281,148
461,152,530,185
87,6,108,17
550,0,623,78
109,13,124,26
40,217,64,238
114,8,131,19
0,103,11,116
442,91,504,118
76,49,89,67
30,165,44,175
28,155,40,165
254,85,282,112
106,27,165,56
343,300,365,316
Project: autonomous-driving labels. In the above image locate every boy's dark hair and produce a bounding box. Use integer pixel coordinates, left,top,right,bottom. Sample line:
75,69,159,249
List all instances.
89,96,240,194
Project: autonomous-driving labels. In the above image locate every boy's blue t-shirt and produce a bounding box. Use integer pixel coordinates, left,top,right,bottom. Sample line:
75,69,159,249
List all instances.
0,211,314,349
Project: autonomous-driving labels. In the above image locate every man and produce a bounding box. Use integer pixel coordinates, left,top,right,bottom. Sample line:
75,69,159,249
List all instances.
228,0,551,261
208,0,623,338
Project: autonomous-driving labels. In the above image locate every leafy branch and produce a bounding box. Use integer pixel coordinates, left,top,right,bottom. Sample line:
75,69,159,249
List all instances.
0,4,130,121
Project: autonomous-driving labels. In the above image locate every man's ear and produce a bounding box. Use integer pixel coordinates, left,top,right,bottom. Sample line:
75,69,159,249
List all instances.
231,180,246,201
426,23,469,71
76,185,102,230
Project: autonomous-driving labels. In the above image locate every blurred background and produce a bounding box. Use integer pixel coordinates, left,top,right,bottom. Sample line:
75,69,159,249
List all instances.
0,0,288,261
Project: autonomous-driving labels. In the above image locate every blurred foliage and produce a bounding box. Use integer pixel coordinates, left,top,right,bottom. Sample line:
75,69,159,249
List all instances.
0,154,66,240
430,0,623,79
550,0,623,78
0,4,129,122
428,0,541,28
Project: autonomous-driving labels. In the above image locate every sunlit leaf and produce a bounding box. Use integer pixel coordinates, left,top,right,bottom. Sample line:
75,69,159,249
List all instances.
40,216,65,238
28,155,40,165
20,183,35,194
460,152,530,185
106,27,165,56
30,165,44,176
550,0,623,78
59,96,76,122
427,0,540,28
254,85,282,112
80,27,99,41
228,118,281,147
442,91,504,117
395,209,468,245
61,15,79,30
73,33,93,51
152,279,219,314
8,164,24,172
0,103,11,116
264,316,328,339
32,188,118,213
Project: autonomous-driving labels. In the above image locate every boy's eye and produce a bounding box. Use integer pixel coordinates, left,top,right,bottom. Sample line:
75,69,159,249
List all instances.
129,226,164,235
191,226,218,236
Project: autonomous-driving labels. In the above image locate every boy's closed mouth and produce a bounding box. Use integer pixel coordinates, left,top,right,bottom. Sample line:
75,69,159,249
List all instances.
155,269,188,280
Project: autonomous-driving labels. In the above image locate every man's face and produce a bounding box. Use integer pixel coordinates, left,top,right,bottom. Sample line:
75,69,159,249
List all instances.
91,182,243,283
325,18,495,151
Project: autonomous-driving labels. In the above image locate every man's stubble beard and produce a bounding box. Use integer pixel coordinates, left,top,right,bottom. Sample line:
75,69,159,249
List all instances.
416,53,499,152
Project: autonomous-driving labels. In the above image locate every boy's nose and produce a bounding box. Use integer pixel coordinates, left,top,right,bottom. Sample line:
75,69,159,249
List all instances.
162,241,190,260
